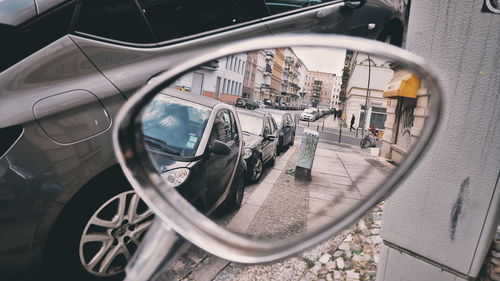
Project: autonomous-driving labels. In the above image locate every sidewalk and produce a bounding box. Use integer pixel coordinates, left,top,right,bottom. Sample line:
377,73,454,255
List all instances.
160,134,393,281
298,114,364,140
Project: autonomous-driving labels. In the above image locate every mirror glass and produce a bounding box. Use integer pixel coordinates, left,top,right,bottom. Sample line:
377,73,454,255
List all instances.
139,47,431,241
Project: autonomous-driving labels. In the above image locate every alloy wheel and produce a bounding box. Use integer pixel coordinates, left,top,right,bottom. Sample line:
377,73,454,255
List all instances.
252,158,263,181
79,190,153,277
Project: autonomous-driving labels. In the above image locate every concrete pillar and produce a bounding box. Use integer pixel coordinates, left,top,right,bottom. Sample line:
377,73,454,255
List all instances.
376,0,500,280
295,129,319,181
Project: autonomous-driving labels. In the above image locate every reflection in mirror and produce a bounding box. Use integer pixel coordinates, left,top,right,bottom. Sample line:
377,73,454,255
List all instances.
140,47,430,241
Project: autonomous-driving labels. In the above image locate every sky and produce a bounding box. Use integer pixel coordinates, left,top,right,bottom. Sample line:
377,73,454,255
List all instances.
292,47,346,75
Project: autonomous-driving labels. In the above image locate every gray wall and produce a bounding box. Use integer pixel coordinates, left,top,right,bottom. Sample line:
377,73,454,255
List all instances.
377,0,500,280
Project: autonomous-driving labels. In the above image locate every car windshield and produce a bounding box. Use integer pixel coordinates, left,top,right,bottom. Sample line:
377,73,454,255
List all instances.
238,113,263,136
142,95,211,157
304,108,317,114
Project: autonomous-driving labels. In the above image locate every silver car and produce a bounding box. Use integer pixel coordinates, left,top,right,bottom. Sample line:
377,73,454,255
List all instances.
0,0,408,280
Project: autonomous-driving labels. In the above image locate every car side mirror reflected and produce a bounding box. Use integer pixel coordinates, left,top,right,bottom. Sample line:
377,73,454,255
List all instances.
210,140,231,155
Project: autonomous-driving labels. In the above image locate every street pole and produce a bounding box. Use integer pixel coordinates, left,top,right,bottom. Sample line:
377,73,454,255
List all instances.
361,54,372,137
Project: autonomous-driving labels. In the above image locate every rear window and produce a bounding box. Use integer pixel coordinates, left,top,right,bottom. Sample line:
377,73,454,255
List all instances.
0,2,76,73
75,0,155,43
136,0,267,42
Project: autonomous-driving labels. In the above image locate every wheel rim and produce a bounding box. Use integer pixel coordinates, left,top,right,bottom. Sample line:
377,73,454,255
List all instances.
252,158,263,180
79,190,154,277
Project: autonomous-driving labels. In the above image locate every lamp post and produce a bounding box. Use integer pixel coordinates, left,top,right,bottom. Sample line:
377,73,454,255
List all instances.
361,54,372,137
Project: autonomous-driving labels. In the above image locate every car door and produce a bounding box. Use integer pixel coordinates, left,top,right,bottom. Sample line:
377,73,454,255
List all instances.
261,117,273,161
206,109,239,206
70,0,271,99
282,114,293,145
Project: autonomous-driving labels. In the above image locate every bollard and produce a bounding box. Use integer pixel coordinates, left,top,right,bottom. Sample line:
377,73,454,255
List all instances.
338,124,342,143
307,121,310,128
356,128,359,138
322,120,325,131
316,125,319,131
295,129,319,181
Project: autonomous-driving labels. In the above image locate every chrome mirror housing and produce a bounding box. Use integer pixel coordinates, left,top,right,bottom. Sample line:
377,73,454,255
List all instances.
112,34,443,266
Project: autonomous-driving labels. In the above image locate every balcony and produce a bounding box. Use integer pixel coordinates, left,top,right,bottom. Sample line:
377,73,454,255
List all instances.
263,65,272,76
285,56,293,64
265,52,274,61
261,83,270,89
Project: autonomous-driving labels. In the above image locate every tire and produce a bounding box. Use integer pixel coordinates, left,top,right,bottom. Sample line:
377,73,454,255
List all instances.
289,133,295,146
277,136,283,155
44,182,154,281
250,157,263,182
269,146,277,166
222,176,245,211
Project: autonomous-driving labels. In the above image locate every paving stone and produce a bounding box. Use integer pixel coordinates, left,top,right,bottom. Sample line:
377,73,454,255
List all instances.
345,270,360,279
325,261,336,270
319,254,332,264
335,257,345,269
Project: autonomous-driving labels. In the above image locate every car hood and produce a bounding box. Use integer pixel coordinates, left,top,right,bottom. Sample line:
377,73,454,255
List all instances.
242,133,262,148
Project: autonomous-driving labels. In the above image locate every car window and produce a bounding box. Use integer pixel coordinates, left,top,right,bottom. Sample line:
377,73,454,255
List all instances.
230,111,239,140
264,118,272,135
270,118,278,132
75,0,155,43
0,2,76,73
136,0,268,42
142,94,211,156
213,110,234,143
270,113,283,126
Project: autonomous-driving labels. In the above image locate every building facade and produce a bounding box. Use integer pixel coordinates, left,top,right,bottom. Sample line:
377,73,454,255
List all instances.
304,70,336,108
330,74,342,109
343,52,394,130
174,53,247,104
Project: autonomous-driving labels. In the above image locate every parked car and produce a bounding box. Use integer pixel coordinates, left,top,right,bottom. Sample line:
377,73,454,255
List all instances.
300,108,319,121
0,0,408,279
236,98,258,110
142,92,246,213
263,99,274,108
236,109,279,182
256,109,296,153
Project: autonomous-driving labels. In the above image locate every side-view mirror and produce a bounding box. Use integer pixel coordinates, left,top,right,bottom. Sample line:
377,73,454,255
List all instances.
112,35,442,278
210,140,231,155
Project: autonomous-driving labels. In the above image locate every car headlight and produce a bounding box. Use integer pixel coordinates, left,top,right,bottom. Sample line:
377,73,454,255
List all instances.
161,168,190,187
243,148,253,160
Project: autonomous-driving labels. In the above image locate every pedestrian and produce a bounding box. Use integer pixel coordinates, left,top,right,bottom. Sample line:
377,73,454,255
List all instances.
332,108,337,120
350,114,356,132
337,109,342,119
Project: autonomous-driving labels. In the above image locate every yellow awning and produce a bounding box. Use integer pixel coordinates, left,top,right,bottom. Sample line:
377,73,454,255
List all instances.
383,73,421,99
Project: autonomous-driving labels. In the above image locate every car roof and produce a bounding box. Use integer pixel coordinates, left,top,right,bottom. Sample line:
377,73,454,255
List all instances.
160,90,221,109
